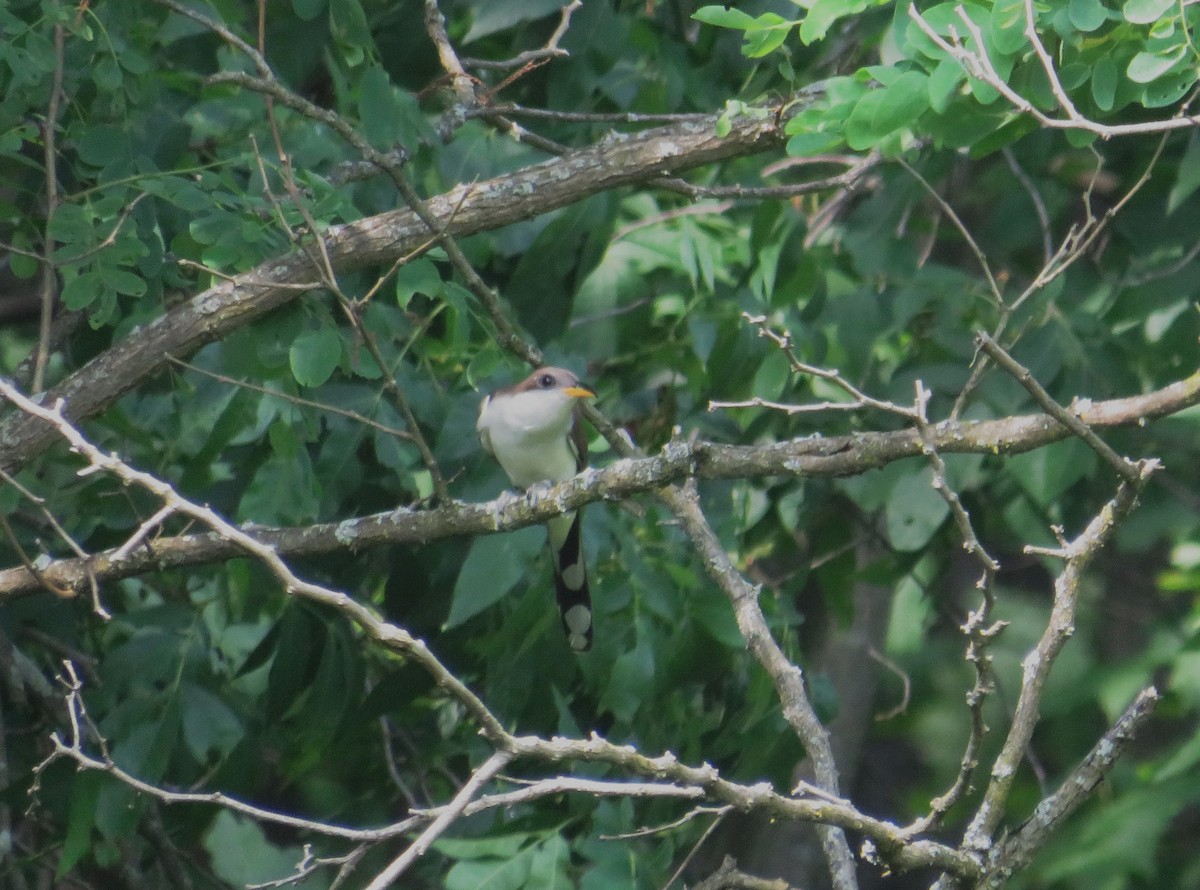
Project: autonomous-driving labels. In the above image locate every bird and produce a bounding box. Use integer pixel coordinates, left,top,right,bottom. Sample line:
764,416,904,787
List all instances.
476,367,596,651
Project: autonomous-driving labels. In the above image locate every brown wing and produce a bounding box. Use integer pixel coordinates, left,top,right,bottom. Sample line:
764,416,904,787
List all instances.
569,406,588,472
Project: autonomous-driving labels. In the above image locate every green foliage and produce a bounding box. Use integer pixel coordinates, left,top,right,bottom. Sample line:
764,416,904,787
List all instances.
0,0,1198,887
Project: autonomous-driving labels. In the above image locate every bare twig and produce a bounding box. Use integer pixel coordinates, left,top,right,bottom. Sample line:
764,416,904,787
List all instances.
363,751,513,889
903,384,1003,834
0,513,73,599
711,313,921,419
459,2,582,72
2,367,1198,601
692,855,793,890
657,151,878,202
896,158,1004,307
906,4,1200,136
1002,148,1052,266
975,333,1140,482
0,465,105,616
33,21,66,394
868,646,912,722
600,804,728,840
959,464,1158,854
166,357,415,441
977,687,1160,889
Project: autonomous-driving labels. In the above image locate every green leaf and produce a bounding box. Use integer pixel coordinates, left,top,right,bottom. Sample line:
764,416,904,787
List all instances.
329,0,371,66
203,812,306,886
1068,0,1109,31
1092,56,1118,110
465,0,571,42
845,71,929,149
9,241,39,278
292,0,325,21
692,6,758,30
435,832,534,860
692,590,744,648
61,270,104,310
801,0,859,45
444,526,543,630
601,642,656,722
102,267,146,297
786,129,845,156
1126,46,1186,84
1006,439,1096,508
1122,0,1173,24
743,14,793,58
289,326,342,387
885,469,950,551
359,66,405,149
1141,69,1194,107
265,605,322,720
239,438,321,524
75,124,130,167
445,852,534,890
1168,132,1200,212
928,57,964,113
58,773,102,876
181,684,244,763
988,0,1027,55
395,257,443,308
93,55,122,91
528,834,571,888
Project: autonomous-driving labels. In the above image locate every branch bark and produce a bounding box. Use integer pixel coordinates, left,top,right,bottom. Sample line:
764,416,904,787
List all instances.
0,111,784,475
3,370,1196,599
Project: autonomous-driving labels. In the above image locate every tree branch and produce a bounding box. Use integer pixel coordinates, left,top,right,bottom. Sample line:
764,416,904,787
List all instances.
959,464,1159,854
0,111,785,475
978,687,1160,888
1,369,1196,599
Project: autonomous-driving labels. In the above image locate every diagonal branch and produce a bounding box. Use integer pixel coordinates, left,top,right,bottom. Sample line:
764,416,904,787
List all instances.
959,463,1159,854
662,481,859,889
0,112,784,476
4,378,980,882
1,369,1196,599
978,687,1160,889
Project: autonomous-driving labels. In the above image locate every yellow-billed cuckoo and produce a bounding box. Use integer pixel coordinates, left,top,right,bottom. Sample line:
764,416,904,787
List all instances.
476,367,596,651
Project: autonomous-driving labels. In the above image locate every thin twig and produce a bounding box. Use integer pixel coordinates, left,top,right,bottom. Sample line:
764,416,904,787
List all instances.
896,158,1004,307
600,804,728,840
0,513,73,599
711,313,921,419
0,465,105,617
166,357,416,441
975,333,1139,482
906,4,1200,136
362,752,513,890
959,464,1158,854
904,384,1002,834
868,646,912,722
1001,148,1053,267
33,22,66,394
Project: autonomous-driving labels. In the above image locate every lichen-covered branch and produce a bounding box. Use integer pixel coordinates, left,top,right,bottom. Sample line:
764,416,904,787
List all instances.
978,687,1160,889
0,111,784,475
6,378,980,883
2,369,1195,600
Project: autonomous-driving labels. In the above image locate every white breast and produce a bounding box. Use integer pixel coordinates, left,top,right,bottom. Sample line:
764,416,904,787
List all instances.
477,389,579,488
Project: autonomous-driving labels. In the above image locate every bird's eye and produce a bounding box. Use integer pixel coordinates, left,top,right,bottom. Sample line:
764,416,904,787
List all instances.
538,374,555,388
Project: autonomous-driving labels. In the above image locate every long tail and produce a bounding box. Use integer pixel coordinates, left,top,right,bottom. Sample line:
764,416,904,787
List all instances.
548,510,592,652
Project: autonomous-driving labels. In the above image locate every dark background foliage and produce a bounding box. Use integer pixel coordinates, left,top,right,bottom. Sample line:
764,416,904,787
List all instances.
0,0,1198,887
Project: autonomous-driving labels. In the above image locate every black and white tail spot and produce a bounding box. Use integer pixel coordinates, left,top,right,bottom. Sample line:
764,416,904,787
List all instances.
552,510,592,652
